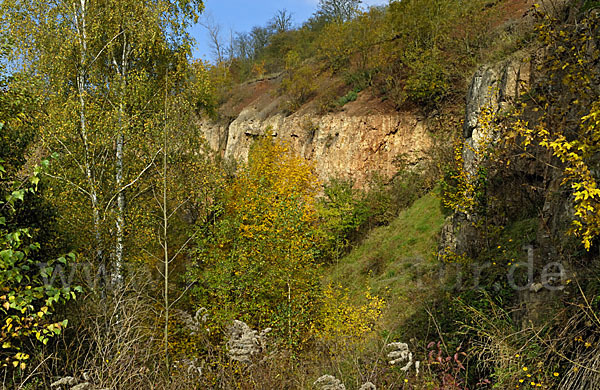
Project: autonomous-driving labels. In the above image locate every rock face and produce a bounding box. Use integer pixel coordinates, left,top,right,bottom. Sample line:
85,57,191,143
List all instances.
463,53,530,175
442,47,577,327
463,56,530,138
440,52,532,259
226,320,271,363
199,99,431,187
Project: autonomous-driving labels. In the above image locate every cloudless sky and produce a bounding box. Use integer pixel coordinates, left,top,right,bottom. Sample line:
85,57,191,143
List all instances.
189,0,389,61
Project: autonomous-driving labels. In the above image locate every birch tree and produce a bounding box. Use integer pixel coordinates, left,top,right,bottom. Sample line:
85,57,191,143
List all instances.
0,0,204,286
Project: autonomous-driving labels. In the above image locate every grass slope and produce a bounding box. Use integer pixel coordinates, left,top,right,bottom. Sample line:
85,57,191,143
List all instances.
326,189,446,332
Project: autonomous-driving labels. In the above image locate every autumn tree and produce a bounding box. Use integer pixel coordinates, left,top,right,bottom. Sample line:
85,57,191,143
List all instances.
0,0,205,282
279,50,317,111
511,9,600,250
200,14,227,64
383,0,494,106
0,159,80,377
0,43,80,378
150,66,224,368
189,138,323,347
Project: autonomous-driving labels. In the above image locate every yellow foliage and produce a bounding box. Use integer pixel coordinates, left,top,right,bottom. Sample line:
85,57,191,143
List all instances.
442,101,498,218
316,22,353,72
312,284,385,348
229,136,319,244
518,101,600,250
251,60,266,79
279,51,318,111
192,137,322,345
512,10,600,250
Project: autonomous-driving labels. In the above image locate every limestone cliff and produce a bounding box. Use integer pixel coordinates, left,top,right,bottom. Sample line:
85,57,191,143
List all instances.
199,86,431,187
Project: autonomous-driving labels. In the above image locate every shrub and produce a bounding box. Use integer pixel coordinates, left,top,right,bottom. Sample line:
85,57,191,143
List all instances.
0,160,79,376
403,47,449,107
317,178,371,262
279,51,318,111
189,138,322,348
337,90,358,106
313,284,384,349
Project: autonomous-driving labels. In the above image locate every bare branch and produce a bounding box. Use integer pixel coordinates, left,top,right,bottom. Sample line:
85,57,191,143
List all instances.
43,172,91,197
168,280,198,310
169,231,197,264
103,148,162,217
167,196,193,220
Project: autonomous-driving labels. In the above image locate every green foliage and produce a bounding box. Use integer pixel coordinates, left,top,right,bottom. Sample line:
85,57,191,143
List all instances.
509,8,600,250
315,21,353,73
214,0,502,112
336,90,358,106
315,0,362,23
312,284,384,349
582,0,600,13
441,103,498,226
187,59,218,117
403,47,449,106
317,178,371,261
2,0,595,387
378,0,495,107
318,162,428,263
325,190,445,345
314,6,390,81
0,48,38,177
1,0,216,270
0,161,80,371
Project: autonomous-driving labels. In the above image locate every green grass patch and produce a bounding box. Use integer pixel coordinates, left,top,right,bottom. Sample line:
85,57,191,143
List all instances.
325,189,446,331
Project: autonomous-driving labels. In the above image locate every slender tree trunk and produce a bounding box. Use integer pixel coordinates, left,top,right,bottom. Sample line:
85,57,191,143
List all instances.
163,72,170,374
114,41,128,287
115,124,124,284
287,279,291,349
74,0,104,266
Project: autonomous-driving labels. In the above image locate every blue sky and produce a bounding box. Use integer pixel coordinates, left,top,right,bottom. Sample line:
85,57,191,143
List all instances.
189,0,389,61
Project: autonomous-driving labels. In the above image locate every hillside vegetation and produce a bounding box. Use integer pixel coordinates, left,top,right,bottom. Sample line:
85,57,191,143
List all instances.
1,0,600,389
206,0,534,119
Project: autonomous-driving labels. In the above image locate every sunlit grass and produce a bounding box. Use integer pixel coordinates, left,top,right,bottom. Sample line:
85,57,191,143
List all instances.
326,189,446,331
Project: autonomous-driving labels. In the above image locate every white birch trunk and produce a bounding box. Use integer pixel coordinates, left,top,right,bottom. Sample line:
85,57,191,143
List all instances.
74,0,104,266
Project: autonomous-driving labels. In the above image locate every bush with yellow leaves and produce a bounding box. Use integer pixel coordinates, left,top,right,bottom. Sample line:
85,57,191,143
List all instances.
189,137,322,348
312,284,384,350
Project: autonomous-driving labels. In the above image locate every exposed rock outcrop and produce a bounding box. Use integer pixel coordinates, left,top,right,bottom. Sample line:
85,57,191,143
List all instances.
314,374,346,390
50,375,107,390
199,96,431,187
463,52,531,174
440,52,532,259
226,320,271,363
441,32,584,326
